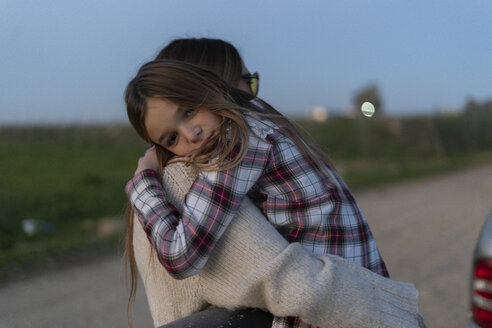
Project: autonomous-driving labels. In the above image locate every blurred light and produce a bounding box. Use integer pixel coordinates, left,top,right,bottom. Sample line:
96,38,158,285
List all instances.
361,102,375,117
310,106,328,122
21,218,56,236
22,219,37,236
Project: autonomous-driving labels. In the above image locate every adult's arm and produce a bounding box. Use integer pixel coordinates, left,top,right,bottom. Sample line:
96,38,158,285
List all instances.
133,162,423,328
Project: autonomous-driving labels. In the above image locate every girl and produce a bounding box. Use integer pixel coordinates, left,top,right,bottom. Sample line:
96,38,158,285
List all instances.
125,59,414,328
126,60,388,278
128,38,281,328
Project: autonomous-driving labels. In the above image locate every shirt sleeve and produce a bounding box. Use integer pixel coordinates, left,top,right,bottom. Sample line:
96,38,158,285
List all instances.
126,134,272,280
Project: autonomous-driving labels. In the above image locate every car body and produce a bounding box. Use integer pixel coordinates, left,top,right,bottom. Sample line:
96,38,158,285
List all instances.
470,209,492,328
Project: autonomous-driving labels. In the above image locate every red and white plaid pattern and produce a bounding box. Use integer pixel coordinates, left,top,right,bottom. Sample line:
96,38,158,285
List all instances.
127,116,389,328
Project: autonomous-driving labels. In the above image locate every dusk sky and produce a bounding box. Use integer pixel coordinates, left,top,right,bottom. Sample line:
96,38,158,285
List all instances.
1,0,492,123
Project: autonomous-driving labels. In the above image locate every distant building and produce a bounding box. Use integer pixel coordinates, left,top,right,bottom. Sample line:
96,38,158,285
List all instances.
438,107,462,117
307,106,328,122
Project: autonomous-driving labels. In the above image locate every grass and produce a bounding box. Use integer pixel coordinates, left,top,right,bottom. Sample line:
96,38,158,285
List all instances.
1,114,491,280
294,115,492,189
0,125,147,279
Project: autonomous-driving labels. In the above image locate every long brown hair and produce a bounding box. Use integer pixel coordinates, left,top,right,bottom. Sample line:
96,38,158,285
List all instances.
156,38,244,87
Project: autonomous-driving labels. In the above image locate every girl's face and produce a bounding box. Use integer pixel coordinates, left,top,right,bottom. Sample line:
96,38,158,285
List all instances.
144,97,222,157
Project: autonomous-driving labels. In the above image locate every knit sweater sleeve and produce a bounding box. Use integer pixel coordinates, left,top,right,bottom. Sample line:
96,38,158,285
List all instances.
133,161,425,328
126,133,271,279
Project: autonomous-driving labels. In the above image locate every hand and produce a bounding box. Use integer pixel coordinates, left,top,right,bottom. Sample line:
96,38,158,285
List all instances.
135,146,160,176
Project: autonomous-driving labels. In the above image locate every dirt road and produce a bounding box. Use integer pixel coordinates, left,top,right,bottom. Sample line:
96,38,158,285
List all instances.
355,162,492,328
1,163,491,328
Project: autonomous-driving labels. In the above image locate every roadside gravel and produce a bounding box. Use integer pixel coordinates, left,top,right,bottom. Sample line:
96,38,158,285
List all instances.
355,162,492,328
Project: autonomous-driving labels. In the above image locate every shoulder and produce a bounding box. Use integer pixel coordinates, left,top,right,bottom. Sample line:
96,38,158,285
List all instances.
245,113,278,140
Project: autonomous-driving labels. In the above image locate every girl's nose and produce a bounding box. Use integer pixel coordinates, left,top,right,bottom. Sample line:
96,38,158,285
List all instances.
180,124,202,143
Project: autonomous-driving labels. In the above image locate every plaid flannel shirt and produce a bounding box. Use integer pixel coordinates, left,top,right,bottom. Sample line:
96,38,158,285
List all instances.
126,115,389,328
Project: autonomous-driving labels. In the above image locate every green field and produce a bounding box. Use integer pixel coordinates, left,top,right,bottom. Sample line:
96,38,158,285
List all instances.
296,114,492,189
1,113,491,279
0,125,146,278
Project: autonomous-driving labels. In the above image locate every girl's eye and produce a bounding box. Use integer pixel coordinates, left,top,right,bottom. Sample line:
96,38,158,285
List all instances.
183,107,196,119
167,133,177,147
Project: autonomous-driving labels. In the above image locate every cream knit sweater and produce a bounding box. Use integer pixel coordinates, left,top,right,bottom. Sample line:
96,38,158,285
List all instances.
132,162,423,328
